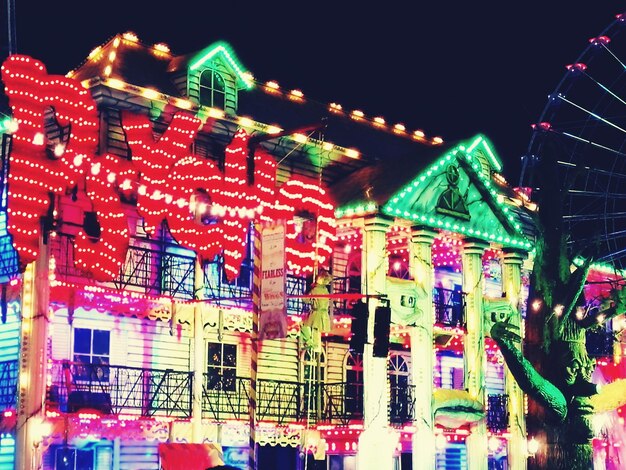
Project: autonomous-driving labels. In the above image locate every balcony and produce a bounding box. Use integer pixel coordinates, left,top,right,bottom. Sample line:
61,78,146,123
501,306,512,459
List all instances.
47,361,416,426
49,231,310,312
390,384,415,425
0,360,18,410
48,361,193,418
433,287,466,328
486,393,509,433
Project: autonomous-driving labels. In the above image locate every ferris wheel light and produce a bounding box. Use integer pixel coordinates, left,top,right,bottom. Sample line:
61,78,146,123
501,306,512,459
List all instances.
566,63,587,72
589,35,610,45
531,122,552,131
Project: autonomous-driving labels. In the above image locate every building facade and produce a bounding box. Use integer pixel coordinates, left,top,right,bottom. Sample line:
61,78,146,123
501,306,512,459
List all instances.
0,34,543,469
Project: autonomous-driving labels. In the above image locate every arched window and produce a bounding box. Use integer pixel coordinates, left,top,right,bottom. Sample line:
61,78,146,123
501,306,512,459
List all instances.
388,353,411,423
301,348,326,417
199,69,226,109
388,353,409,387
344,351,364,416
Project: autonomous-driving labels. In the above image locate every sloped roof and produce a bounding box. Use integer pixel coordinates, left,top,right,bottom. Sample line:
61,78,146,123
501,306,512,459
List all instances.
381,137,532,249
70,34,179,96
168,41,253,90
65,34,532,244
327,142,449,208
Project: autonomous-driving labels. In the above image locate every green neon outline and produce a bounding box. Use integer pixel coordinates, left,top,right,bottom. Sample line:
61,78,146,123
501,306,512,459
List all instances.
335,201,378,219
189,41,253,89
573,256,626,277
465,134,502,172
370,136,530,250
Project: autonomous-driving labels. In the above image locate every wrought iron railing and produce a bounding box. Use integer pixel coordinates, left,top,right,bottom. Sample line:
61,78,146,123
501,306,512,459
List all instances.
286,275,308,315
390,384,415,425
48,361,416,425
486,393,509,432
433,287,466,328
48,361,193,418
49,232,197,299
201,375,413,426
0,360,18,410
319,381,364,425
586,330,616,358
330,276,358,317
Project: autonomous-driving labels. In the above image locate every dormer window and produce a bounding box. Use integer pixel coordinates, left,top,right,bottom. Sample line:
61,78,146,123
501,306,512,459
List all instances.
199,69,226,109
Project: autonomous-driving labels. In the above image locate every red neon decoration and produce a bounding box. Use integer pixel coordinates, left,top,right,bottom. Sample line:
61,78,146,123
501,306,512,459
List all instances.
1,55,336,280
277,177,336,275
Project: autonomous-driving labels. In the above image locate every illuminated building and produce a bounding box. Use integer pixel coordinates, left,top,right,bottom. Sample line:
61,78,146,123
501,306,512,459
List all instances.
0,34,541,469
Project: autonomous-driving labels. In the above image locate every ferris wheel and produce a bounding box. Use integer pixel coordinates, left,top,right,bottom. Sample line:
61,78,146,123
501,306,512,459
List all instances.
520,12,626,273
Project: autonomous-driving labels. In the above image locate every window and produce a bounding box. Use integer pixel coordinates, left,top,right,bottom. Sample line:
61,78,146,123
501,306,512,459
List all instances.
54,447,95,470
302,348,326,416
388,353,411,422
73,328,110,381
199,69,226,109
207,342,237,391
434,351,464,390
344,352,363,415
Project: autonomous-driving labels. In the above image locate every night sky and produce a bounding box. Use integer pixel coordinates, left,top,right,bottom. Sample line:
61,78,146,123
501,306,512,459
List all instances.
1,1,623,183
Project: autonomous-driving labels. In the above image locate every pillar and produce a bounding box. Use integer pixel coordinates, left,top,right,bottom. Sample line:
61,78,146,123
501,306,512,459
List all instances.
409,227,436,470
502,250,527,470
357,215,398,470
192,259,205,442
15,243,50,470
462,239,489,470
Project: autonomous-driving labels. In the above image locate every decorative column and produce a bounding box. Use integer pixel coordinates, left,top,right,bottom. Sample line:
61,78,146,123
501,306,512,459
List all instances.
357,215,398,470
462,239,489,470
15,243,50,470
409,227,437,470
502,250,527,470
192,259,205,443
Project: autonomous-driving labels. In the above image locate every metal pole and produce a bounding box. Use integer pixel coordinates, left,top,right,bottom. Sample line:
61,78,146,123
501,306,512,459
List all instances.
248,222,260,470
6,0,16,55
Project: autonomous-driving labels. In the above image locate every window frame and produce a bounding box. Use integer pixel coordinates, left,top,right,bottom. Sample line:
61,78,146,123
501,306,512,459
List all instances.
71,327,111,381
199,68,226,109
206,342,238,391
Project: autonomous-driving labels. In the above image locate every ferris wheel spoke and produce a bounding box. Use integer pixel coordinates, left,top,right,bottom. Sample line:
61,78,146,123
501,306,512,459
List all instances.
568,228,626,244
597,246,626,264
558,161,626,180
559,131,626,158
599,42,626,71
566,189,626,198
563,211,626,222
557,94,626,134
582,70,626,106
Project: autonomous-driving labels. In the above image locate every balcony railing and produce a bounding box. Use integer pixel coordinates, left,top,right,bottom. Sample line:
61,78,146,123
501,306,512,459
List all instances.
0,360,18,410
48,361,416,425
586,330,615,358
433,287,466,328
48,361,193,418
486,393,509,432
390,384,415,425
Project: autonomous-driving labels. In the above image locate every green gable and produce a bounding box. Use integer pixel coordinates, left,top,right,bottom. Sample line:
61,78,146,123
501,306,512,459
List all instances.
382,136,531,250
189,41,253,90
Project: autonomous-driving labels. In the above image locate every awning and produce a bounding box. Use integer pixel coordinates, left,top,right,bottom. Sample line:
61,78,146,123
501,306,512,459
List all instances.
158,443,224,470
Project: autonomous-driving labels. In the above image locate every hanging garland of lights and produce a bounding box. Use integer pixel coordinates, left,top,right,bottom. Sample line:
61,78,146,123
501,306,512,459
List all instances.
278,177,336,275
1,54,337,281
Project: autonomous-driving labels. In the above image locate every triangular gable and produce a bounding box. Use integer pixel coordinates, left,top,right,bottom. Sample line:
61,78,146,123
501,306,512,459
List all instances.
189,41,253,90
382,136,531,250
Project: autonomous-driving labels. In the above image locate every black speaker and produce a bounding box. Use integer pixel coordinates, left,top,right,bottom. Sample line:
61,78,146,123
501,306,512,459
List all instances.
349,301,368,354
67,391,112,414
83,211,101,238
373,306,391,358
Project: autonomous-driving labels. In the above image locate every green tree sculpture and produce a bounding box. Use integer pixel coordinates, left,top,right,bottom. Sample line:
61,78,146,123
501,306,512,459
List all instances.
491,139,626,469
